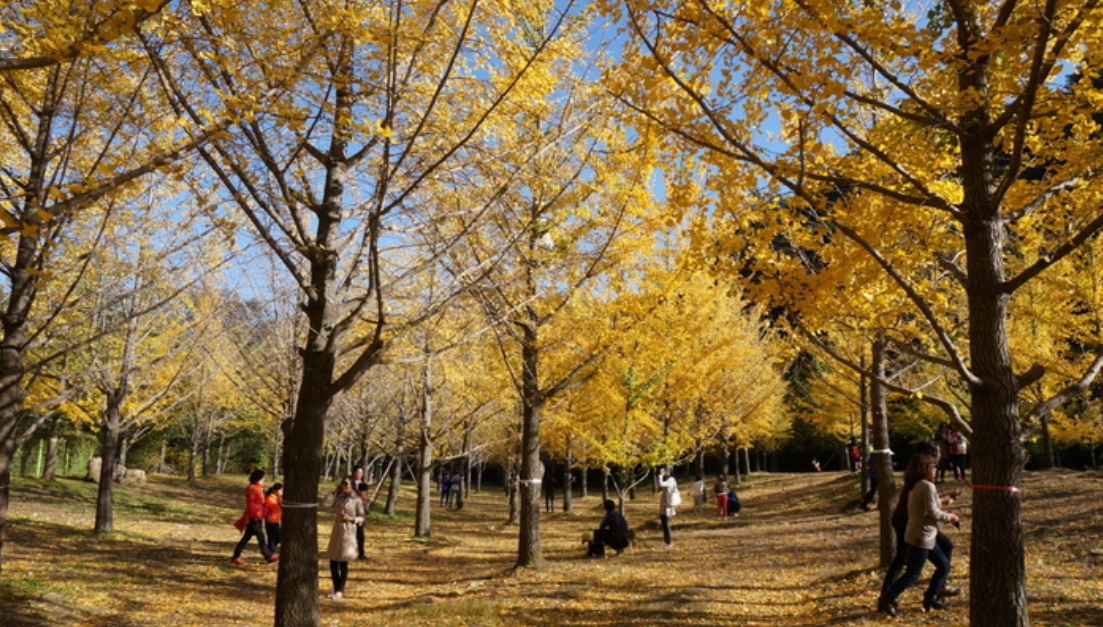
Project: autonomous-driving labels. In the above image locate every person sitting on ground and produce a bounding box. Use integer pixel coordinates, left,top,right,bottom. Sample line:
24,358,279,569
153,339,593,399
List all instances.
727,487,742,517
586,499,632,557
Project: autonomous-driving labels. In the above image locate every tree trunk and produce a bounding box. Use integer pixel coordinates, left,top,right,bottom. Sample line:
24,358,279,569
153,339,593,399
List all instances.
414,358,434,538
384,443,401,516
1040,413,1055,470
44,414,62,481
187,430,199,484
272,350,334,627
860,352,871,496
515,315,543,568
601,468,610,503
732,445,741,485
960,121,1028,624
580,467,587,498
869,337,896,567
562,449,573,513
94,397,124,534
506,463,519,525
118,435,131,470
202,413,212,477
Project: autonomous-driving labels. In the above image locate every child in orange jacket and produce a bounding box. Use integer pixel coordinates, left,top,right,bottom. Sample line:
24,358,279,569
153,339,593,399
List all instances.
265,482,284,556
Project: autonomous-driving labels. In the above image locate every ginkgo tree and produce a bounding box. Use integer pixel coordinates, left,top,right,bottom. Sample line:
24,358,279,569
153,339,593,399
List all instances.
569,263,787,502
0,32,211,572
598,1,1103,625
137,0,587,622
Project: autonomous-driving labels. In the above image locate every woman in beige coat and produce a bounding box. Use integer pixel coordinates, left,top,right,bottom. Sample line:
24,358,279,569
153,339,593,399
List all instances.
323,479,365,599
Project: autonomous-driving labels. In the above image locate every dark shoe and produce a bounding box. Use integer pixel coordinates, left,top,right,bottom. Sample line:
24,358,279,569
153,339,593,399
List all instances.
877,597,899,617
923,596,946,612
940,586,962,597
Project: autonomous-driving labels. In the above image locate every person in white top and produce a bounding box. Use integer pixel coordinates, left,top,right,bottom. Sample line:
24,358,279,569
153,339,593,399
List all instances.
690,475,706,515
657,467,678,549
879,454,959,616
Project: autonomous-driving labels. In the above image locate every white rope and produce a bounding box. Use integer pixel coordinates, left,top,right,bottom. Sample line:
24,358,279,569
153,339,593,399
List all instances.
281,501,319,509
871,449,894,455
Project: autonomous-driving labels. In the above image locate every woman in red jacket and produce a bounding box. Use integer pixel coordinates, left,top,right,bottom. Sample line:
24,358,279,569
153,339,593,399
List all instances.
231,470,277,564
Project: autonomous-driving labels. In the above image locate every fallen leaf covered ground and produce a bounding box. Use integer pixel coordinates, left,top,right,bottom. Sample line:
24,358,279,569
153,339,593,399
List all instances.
2,469,1100,627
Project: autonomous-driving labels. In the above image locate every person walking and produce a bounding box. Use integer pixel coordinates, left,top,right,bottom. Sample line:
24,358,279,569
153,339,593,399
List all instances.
323,478,366,600
231,469,276,565
543,470,556,513
349,466,369,559
714,474,730,519
847,437,862,473
859,452,878,511
264,482,283,556
690,475,706,515
658,467,678,549
439,471,453,507
948,426,968,481
879,454,959,616
880,441,961,602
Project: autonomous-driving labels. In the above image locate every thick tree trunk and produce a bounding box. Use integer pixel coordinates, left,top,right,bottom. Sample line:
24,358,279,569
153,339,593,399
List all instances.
869,337,896,567
94,400,123,534
273,352,334,627
516,314,543,567
961,144,1028,625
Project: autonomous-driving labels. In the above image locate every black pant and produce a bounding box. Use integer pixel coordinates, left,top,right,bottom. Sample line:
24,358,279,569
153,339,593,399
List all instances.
589,529,628,556
329,560,349,593
882,517,953,593
660,514,672,545
356,523,365,558
265,522,281,555
233,519,271,559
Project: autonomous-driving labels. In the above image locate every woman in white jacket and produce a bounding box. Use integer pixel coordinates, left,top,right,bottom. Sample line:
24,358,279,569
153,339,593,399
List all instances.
879,453,959,616
658,467,678,549
323,479,366,599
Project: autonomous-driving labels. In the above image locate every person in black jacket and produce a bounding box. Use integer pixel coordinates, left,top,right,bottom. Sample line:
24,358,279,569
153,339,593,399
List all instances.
586,500,632,557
